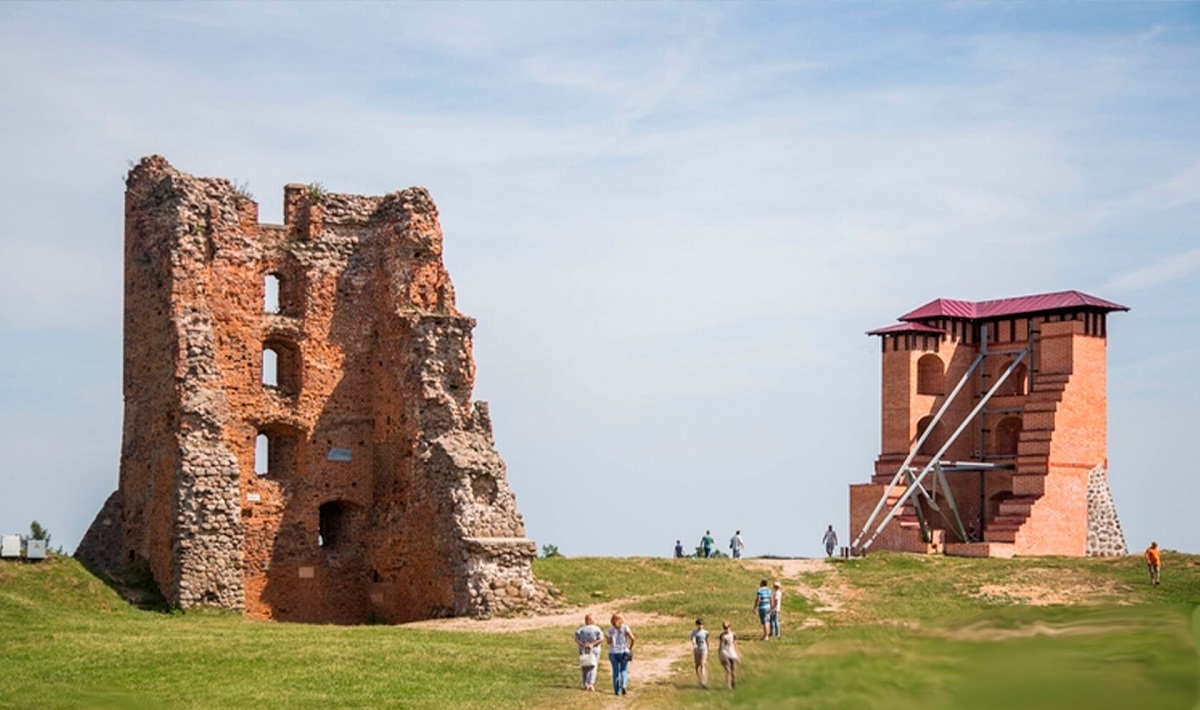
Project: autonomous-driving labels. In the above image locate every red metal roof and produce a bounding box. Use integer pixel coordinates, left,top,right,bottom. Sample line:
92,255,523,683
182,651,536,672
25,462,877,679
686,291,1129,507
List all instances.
899,290,1129,321
865,322,946,336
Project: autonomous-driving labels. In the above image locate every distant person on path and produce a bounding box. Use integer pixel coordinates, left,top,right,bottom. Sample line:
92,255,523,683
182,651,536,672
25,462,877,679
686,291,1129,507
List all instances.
754,579,772,640
701,530,715,559
1145,541,1161,585
690,618,710,689
823,524,839,557
768,581,782,638
730,530,745,559
674,540,685,558
718,621,740,689
574,614,603,691
606,613,636,696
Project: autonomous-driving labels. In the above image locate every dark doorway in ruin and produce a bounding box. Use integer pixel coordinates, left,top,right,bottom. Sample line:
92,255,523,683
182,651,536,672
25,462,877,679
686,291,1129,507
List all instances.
319,501,350,550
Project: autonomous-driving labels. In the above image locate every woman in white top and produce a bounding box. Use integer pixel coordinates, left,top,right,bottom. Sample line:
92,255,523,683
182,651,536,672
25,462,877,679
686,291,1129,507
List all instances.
718,620,739,689
606,612,636,696
574,614,603,691
769,582,783,638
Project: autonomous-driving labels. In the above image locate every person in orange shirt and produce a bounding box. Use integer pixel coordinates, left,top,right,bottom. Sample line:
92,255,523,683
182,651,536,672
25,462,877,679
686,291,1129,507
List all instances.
1145,541,1161,585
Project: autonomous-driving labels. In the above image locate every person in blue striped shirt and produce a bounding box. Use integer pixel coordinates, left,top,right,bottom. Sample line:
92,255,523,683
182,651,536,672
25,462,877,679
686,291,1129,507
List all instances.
754,579,772,640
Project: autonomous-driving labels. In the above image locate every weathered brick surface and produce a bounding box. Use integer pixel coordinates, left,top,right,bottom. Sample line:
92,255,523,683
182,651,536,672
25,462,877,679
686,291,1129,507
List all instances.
78,156,548,622
852,304,1126,557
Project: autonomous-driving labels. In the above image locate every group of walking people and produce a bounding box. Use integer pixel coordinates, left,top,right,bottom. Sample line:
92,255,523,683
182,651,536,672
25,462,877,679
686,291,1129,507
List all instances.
574,612,743,695
574,576,786,695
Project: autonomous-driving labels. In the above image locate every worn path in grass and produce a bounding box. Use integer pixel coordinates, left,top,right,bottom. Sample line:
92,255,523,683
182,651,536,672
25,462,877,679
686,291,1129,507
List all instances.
404,592,693,698
406,558,853,706
745,558,852,623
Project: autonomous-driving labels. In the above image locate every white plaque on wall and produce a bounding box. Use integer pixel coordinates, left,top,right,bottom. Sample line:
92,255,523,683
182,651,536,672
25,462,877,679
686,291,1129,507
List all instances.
327,447,352,462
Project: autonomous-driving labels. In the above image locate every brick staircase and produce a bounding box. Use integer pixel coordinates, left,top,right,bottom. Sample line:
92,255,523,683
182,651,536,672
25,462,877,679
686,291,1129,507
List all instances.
984,370,1070,547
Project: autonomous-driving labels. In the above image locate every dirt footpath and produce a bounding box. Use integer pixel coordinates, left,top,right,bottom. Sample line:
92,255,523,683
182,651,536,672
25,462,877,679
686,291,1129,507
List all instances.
404,560,848,706
402,593,682,634
745,558,855,620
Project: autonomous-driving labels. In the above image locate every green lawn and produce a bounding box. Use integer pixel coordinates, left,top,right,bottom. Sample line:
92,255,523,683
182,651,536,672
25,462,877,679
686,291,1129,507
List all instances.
1,552,1196,709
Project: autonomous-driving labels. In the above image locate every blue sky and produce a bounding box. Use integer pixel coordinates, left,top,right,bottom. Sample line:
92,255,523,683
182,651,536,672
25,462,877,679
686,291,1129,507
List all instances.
1,2,1197,558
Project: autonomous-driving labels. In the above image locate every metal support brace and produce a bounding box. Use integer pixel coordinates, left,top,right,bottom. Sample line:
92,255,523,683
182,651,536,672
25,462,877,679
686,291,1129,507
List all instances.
933,462,969,543
858,348,1029,552
850,352,986,551
905,469,931,543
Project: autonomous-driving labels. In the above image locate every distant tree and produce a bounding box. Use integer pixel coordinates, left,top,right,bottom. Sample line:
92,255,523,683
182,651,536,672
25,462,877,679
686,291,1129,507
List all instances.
29,521,51,544
540,543,562,559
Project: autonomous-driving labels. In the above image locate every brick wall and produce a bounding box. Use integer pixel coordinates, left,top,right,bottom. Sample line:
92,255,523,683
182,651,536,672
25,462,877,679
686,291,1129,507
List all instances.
857,307,1124,557
78,157,550,622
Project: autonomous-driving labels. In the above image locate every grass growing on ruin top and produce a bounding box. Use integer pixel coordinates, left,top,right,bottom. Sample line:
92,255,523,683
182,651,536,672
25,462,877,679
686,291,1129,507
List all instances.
1,552,1197,709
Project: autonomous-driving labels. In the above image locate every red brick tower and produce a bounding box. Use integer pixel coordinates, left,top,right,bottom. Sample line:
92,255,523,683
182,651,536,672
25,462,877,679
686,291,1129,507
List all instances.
77,157,547,622
850,291,1128,557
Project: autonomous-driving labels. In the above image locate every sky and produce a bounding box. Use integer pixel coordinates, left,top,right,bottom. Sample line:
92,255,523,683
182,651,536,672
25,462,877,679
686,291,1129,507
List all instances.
1,2,1197,559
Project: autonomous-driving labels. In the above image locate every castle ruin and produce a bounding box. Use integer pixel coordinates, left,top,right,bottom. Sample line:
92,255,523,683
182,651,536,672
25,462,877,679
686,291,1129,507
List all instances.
851,291,1128,558
77,156,544,623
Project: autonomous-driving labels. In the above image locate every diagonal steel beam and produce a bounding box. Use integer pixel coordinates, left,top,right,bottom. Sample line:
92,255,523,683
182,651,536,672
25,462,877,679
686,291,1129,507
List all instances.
859,349,1028,552
851,352,986,550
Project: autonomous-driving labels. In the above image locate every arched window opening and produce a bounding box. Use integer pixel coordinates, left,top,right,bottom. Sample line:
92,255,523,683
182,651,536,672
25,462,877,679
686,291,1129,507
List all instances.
994,361,1028,396
1013,363,1028,395
994,416,1022,457
254,427,299,478
262,339,301,395
917,354,944,395
262,348,278,387
319,501,349,550
254,433,269,475
263,274,281,314
916,416,945,458
264,269,304,316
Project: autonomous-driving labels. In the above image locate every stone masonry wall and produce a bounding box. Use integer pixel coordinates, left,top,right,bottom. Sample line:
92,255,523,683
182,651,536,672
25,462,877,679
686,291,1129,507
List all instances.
78,156,546,622
1086,465,1127,557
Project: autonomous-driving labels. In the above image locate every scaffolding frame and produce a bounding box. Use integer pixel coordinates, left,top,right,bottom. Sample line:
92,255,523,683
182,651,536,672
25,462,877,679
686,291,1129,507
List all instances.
852,323,1032,554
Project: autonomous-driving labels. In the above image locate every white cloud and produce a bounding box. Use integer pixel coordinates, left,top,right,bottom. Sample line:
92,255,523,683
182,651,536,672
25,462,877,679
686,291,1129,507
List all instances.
1104,247,1200,293
1126,159,1200,211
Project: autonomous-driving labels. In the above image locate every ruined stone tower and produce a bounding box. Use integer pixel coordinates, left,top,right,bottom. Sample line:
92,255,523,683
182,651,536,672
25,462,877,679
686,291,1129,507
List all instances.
77,156,542,622
850,291,1128,558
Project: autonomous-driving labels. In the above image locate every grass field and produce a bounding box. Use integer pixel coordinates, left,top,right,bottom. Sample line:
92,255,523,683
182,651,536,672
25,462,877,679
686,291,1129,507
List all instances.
1,552,1197,709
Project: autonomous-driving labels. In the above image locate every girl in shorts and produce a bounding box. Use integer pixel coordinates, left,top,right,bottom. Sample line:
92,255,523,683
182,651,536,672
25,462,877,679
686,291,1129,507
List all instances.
718,620,740,689
690,618,709,688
